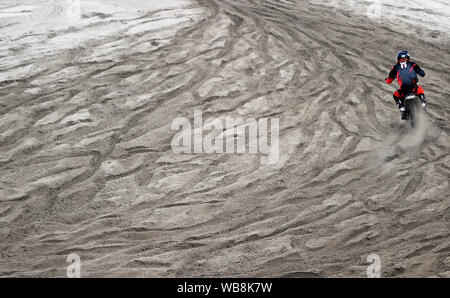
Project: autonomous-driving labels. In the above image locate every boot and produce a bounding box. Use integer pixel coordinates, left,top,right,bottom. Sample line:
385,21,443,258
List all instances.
419,94,426,108
400,107,408,120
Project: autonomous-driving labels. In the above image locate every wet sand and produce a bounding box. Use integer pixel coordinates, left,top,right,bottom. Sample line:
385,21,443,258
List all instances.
0,0,449,277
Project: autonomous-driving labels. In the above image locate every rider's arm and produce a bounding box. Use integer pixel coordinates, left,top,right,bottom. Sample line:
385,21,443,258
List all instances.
413,63,425,77
385,65,397,84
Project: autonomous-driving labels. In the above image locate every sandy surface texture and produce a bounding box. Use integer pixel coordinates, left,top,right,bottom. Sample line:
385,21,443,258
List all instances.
0,0,449,277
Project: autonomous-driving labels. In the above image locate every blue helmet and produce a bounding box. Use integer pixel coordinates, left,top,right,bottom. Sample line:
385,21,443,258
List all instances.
397,50,411,62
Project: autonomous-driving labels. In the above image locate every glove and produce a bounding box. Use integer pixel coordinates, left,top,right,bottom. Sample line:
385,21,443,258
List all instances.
421,102,426,108
400,107,406,112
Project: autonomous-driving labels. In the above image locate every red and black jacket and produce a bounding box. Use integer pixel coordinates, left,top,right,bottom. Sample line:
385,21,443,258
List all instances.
385,61,425,89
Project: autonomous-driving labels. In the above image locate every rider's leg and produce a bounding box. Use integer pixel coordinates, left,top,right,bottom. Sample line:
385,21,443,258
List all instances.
393,90,407,120
393,90,403,108
415,85,426,106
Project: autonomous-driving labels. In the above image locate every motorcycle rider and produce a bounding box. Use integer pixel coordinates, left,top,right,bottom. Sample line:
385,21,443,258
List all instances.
385,50,427,120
